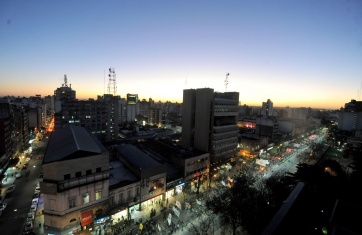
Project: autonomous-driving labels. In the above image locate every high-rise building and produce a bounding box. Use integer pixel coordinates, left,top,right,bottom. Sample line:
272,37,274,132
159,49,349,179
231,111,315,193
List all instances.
149,108,162,126
0,99,29,167
54,75,76,113
344,99,362,112
261,99,273,116
126,94,138,123
337,99,362,131
55,94,123,143
182,88,239,164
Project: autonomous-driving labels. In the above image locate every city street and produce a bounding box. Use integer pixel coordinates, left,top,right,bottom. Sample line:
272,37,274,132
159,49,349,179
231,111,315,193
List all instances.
0,135,47,235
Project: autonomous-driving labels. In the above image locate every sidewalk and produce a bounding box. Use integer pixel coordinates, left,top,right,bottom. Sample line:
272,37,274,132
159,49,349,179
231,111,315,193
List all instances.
33,198,45,235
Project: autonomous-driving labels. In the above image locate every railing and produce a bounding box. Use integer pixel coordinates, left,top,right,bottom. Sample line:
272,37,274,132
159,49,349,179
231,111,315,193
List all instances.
58,172,109,192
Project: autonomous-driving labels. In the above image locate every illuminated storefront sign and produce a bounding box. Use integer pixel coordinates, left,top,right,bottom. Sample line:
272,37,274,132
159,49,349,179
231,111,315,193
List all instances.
81,211,93,227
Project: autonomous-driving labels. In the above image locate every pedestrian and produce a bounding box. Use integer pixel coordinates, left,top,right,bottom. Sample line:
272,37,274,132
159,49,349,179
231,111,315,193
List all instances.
39,223,41,228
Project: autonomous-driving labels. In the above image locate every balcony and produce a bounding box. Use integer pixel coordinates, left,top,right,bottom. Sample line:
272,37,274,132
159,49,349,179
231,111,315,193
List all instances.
53,172,109,192
213,125,238,133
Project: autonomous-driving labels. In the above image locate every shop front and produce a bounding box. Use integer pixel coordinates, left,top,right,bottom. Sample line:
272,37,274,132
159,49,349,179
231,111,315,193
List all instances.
110,208,128,225
80,210,93,233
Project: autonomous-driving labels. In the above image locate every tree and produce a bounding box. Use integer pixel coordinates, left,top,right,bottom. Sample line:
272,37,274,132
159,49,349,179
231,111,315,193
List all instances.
206,174,273,235
188,211,218,235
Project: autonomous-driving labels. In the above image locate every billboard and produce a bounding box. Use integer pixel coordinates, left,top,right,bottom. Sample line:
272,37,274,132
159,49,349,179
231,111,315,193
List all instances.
140,174,166,200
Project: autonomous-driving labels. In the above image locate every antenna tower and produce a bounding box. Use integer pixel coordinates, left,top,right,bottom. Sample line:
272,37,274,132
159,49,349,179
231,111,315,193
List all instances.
225,73,229,92
62,74,68,87
107,67,117,96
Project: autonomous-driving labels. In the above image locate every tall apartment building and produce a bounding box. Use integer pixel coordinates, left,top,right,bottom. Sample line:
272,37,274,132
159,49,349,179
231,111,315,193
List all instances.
149,108,162,126
338,99,362,131
261,99,273,116
182,88,239,164
344,99,362,112
44,95,55,116
41,125,109,234
0,100,29,167
54,75,76,113
126,94,138,123
55,94,123,143
138,99,150,119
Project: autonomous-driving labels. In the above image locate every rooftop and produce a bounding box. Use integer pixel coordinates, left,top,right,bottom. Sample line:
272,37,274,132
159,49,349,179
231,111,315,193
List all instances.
43,125,107,164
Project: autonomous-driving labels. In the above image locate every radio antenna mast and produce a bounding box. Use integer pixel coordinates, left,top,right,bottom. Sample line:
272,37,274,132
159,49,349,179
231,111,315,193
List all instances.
107,67,117,96
225,73,229,92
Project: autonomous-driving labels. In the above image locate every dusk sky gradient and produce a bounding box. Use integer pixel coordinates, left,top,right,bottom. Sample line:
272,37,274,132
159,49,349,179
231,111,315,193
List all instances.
1,0,362,109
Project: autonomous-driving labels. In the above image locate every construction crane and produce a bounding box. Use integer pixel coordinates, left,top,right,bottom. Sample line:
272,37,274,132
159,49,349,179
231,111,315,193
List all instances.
225,73,229,92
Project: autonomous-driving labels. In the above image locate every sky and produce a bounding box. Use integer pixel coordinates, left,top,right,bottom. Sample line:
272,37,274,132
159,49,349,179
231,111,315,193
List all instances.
0,0,361,109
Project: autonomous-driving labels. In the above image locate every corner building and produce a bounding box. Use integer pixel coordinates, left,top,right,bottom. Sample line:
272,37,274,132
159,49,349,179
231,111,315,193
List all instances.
40,125,109,235
182,88,239,165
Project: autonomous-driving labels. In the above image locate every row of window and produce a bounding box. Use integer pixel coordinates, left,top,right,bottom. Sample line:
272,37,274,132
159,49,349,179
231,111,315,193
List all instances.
64,167,102,180
69,189,102,209
186,157,208,166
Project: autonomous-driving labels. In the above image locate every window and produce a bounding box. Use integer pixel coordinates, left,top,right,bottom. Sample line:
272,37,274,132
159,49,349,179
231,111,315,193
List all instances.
120,193,124,203
86,169,92,175
64,174,70,180
83,193,90,204
136,188,140,197
75,171,82,177
110,195,115,206
127,190,131,201
96,167,101,173
69,197,76,209
95,189,102,200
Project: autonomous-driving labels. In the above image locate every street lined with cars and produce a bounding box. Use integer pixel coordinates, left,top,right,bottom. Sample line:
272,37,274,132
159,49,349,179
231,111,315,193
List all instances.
0,132,48,234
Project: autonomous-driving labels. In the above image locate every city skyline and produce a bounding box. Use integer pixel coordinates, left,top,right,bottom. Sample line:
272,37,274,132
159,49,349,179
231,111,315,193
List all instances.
1,1,361,109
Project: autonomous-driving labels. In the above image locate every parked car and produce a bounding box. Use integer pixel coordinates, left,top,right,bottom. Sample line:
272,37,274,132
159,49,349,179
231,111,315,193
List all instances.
33,192,40,199
27,212,35,221
23,221,33,233
32,198,39,205
30,204,37,213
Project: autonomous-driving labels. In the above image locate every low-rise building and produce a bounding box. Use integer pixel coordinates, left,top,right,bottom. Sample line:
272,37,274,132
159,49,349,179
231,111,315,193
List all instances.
41,125,109,234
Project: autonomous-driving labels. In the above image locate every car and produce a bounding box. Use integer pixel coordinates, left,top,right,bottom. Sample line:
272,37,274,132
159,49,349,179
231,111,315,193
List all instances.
32,198,39,205
27,212,35,221
23,221,33,233
0,202,7,211
33,192,40,199
30,204,37,212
